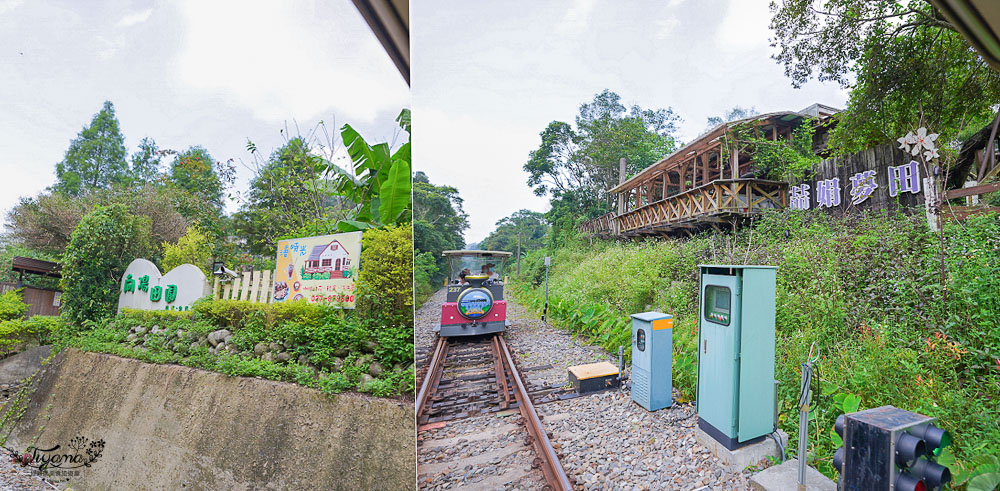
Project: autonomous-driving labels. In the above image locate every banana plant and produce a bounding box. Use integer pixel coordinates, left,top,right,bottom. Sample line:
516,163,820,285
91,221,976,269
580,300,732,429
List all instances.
328,109,412,231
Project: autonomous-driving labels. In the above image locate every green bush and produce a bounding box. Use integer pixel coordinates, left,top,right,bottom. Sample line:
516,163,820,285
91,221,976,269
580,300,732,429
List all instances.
413,251,438,307
355,224,413,327
0,290,27,321
161,225,212,275
512,209,1000,480
61,204,152,324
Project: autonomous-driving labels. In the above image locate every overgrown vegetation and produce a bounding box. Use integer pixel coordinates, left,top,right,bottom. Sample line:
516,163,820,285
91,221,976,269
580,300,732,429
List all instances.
511,209,1000,487
53,298,413,398
413,171,469,306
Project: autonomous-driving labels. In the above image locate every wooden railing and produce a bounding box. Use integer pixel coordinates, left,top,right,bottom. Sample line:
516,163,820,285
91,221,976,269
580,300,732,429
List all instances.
580,179,787,237
579,212,617,236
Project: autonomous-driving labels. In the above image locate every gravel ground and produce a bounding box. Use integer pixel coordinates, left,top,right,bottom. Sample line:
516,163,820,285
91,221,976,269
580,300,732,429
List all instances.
417,288,755,490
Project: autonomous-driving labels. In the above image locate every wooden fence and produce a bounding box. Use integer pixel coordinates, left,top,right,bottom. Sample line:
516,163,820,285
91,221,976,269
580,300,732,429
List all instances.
0,283,61,317
212,270,274,304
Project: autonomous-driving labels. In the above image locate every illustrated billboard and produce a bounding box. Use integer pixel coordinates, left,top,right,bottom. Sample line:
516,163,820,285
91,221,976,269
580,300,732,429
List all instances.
274,231,362,308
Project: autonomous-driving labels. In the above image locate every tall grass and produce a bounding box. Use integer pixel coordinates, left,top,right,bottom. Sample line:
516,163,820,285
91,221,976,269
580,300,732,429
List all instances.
511,209,1000,484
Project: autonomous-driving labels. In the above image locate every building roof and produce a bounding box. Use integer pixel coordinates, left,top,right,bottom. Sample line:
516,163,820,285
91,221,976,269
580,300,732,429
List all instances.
307,240,346,261
608,104,841,195
11,256,61,277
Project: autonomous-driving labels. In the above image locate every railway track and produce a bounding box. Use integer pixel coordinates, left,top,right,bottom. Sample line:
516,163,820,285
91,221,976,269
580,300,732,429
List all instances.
416,333,573,491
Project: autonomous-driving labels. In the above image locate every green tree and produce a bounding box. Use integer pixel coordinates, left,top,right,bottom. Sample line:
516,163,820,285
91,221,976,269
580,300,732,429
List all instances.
480,209,549,256
169,146,223,208
161,225,212,275
524,90,680,220
769,1,1000,153
53,101,130,196
61,203,152,324
412,171,468,285
706,106,759,128
236,137,344,255
129,137,163,183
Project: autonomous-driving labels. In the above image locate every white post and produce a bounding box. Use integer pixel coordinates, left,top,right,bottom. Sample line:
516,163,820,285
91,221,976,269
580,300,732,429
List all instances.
923,177,940,232
965,180,979,206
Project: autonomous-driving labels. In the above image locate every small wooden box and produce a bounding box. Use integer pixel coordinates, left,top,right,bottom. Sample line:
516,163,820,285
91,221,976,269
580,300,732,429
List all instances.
568,362,620,394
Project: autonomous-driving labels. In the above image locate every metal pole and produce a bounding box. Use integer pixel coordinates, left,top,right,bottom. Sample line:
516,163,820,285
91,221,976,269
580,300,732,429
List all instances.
543,256,550,321
516,231,521,276
798,346,816,491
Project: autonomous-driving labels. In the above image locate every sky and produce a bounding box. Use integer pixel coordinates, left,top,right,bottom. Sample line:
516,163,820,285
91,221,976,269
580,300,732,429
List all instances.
0,0,409,224
412,0,850,244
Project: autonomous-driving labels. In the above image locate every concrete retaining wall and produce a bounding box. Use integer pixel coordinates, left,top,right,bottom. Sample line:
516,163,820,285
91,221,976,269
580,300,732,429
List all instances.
3,349,415,490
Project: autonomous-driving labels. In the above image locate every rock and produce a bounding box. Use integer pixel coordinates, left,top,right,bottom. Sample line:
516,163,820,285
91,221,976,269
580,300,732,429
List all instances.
354,355,372,368
135,326,147,335
276,352,292,363
334,347,350,358
176,329,185,339
216,342,226,352
127,333,137,343
298,355,309,365
208,347,216,355
359,374,375,388
363,340,378,353
368,362,385,377
269,342,282,352
224,335,233,345
332,357,344,372
254,343,267,356
262,352,274,362
190,342,200,351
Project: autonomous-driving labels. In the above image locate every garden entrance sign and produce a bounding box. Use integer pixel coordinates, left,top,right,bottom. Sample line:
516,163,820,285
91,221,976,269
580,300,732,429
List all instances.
273,231,362,308
118,259,211,312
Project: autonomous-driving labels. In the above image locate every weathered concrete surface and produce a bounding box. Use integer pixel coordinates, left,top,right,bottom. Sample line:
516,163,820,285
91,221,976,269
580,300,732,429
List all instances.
695,427,788,472
4,349,415,490
0,345,52,385
750,458,837,491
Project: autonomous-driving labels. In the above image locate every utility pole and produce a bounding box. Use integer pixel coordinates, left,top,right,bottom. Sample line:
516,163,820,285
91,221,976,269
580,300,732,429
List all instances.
516,231,521,276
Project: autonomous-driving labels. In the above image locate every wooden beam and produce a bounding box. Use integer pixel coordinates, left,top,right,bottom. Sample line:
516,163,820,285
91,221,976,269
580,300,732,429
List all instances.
680,162,688,193
945,181,1000,199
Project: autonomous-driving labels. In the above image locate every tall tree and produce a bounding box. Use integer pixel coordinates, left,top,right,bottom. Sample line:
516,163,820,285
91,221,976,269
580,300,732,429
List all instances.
129,136,163,183
706,106,759,128
168,146,223,208
769,1,1000,153
53,101,129,196
413,171,468,283
480,209,549,256
235,137,344,255
524,89,680,220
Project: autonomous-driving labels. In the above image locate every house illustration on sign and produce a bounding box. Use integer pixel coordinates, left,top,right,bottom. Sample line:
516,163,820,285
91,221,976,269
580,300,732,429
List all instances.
304,239,352,278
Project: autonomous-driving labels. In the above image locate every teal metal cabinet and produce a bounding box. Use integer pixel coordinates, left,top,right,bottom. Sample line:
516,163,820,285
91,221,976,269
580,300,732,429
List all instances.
696,264,777,450
630,311,673,411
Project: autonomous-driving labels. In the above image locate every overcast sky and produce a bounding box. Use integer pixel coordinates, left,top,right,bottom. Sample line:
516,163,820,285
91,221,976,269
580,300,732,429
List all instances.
412,0,849,244
0,0,408,225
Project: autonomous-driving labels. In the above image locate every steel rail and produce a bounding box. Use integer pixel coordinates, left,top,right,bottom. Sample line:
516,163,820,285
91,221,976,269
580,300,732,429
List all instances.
496,335,572,491
490,335,512,409
416,336,448,422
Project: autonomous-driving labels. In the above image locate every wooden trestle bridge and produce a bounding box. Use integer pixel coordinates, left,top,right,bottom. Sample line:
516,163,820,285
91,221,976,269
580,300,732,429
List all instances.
580,104,838,237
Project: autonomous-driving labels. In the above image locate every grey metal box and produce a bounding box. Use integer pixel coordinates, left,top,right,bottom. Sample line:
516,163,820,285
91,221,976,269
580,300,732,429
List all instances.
631,311,673,411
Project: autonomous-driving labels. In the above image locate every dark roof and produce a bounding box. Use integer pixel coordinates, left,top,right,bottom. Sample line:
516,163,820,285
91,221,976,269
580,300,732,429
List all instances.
11,256,61,277
307,240,345,261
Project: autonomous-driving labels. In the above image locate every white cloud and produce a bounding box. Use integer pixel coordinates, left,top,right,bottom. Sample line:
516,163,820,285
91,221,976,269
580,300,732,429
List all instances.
175,0,408,125
717,0,773,50
0,0,24,16
116,8,153,27
558,0,596,35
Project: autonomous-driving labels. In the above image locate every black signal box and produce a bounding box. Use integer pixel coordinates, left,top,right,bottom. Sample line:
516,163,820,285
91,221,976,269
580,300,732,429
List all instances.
837,406,951,491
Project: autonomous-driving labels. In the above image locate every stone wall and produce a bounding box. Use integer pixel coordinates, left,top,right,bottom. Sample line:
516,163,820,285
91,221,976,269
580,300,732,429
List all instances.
3,349,415,490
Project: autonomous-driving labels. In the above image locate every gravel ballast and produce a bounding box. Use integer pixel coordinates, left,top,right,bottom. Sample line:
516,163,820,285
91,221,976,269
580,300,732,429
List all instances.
416,288,756,490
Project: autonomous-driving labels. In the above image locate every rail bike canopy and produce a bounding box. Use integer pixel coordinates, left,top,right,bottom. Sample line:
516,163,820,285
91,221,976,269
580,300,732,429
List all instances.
442,250,512,283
